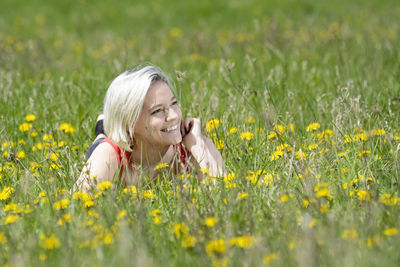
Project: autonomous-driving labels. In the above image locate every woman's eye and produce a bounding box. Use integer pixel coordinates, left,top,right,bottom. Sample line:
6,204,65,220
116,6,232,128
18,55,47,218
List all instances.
151,109,163,115
171,101,178,106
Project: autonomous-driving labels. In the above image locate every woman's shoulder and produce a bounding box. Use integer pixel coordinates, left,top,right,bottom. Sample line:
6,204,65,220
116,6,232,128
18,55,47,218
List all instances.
87,140,120,166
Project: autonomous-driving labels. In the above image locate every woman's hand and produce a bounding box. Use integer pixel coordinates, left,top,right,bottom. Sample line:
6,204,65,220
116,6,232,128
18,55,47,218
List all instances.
180,118,226,177
181,118,203,149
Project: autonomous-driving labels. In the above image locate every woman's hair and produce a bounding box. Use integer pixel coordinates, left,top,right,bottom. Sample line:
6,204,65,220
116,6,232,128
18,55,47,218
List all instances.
103,65,174,151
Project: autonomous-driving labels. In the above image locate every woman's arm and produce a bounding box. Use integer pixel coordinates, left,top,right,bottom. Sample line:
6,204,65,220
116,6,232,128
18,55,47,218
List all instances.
181,118,225,177
75,142,119,192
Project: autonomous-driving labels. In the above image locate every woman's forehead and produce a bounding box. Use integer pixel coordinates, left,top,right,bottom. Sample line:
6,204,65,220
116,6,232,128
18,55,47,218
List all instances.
143,81,174,107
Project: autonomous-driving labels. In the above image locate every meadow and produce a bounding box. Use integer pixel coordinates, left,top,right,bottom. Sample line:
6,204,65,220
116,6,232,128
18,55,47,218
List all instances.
0,0,400,266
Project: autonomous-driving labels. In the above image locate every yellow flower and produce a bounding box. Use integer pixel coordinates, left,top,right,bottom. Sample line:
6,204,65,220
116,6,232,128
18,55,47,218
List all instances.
295,150,307,159
123,185,137,196
47,153,59,162
97,181,112,191
240,132,254,140
153,216,162,225
245,117,255,123
214,139,224,150
262,253,278,264
40,233,61,250
315,188,333,200
143,190,156,199
230,236,254,249
309,218,317,228
43,134,53,141
237,192,248,200
206,239,226,255
19,122,32,132
151,209,161,217
267,131,277,139
306,123,320,132
4,203,18,212
0,187,15,200
181,235,197,248
154,162,169,170
172,223,189,238
228,127,237,134
58,214,71,225
16,151,26,159
270,150,284,160
0,232,7,244
370,128,385,136
58,123,76,133
25,114,36,122
204,217,218,227
83,200,95,208
383,227,398,236
206,119,220,132
341,229,358,240
358,150,371,157
357,190,370,201
5,214,19,224
53,198,70,210
280,194,288,203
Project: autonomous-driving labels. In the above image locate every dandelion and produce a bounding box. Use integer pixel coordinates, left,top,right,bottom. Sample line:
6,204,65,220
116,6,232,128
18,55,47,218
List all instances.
58,123,76,133
206,239,226,255
214,139,224,149
295,150,307,159
245,117,255,123
143,190,156,199
230,236,254,249
228,127,237,134
153,216,162,224
306,123,320,132
5,214,19,224
370,128,385,136
154,162,169,170
0,232,7,244
341,229,358,240
357,190,370,201
53,198,70,210
40,232,61,250
383,227,398,236
274,124,286,133
315,188,333,200
25,114,36,122
83,200,95,208
181,235,197,248
263,253,278,264
237,192,248,200
309,219,317,228
58,214,71,225
16,151,26,159
240,132,254,140
206,119,220,132
358,150,371,157
0,187,15,200
270,150,284,160
204,217,218,227
97,181,112,191
267,131,277,139
172,223,189,238
19,122,32,132
280,194,288,203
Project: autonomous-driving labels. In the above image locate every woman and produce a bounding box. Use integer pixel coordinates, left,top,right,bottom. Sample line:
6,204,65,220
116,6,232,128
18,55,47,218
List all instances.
76,65,224,192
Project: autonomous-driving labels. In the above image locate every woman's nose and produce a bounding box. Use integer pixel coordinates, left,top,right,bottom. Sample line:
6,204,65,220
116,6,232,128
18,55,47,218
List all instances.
166,107,180,121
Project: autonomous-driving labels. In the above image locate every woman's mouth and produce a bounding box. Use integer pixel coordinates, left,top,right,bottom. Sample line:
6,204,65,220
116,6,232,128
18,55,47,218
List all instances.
161,125,178,132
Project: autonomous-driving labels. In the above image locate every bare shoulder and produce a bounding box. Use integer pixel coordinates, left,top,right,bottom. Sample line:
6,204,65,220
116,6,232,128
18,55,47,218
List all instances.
75,142,119,192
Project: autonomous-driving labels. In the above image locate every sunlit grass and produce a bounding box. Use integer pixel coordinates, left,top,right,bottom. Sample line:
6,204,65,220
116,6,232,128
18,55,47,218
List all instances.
1,0,400,266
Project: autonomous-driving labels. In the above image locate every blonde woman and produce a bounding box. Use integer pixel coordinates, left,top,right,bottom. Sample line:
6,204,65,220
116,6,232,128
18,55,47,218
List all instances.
76,65,224,191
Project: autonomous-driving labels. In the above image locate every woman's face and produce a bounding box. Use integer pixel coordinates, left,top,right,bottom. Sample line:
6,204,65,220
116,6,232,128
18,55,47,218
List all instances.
133,81,182,149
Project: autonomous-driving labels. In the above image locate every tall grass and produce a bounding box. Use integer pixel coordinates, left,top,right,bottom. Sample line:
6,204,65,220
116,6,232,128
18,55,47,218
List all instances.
0,0,399,266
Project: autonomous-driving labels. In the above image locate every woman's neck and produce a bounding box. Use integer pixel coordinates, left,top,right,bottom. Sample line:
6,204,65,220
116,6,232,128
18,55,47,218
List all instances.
131,143,171,167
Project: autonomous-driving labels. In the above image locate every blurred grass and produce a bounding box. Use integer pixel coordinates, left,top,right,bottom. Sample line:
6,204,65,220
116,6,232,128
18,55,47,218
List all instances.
0,0,400,266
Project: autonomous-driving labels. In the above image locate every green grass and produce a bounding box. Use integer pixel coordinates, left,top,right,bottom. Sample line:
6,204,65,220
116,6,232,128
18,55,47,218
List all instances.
1,0,400,266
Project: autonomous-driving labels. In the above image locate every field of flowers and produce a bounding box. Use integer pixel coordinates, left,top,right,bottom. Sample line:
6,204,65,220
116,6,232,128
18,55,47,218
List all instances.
1,0,400,266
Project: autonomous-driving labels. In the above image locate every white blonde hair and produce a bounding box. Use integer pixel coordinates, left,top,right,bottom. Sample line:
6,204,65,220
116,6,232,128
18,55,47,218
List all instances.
103,65,173,151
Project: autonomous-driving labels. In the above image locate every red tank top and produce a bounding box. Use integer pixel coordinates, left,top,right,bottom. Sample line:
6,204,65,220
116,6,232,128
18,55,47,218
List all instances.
100,138,188,180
